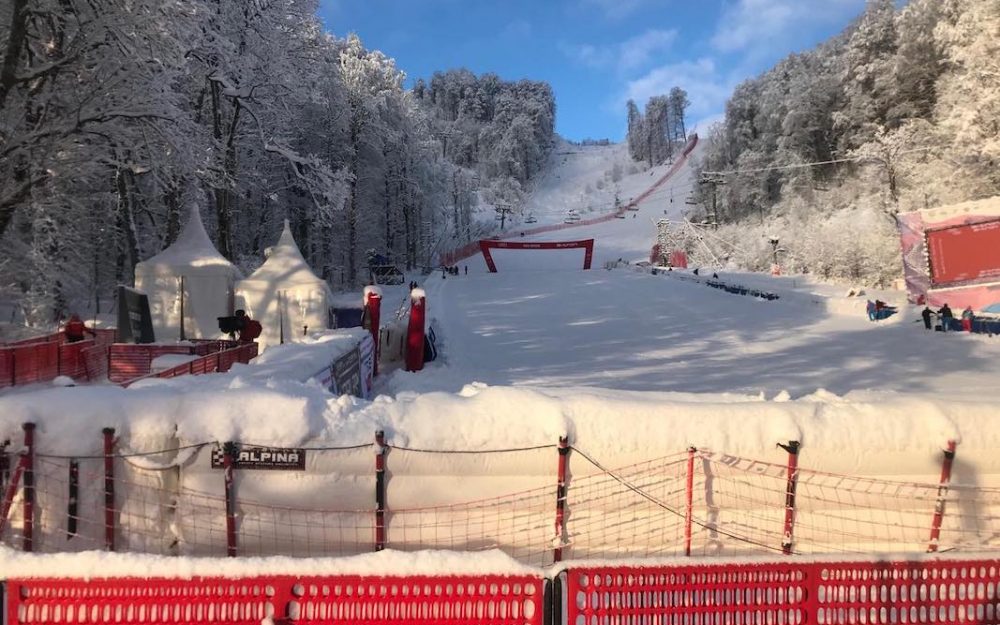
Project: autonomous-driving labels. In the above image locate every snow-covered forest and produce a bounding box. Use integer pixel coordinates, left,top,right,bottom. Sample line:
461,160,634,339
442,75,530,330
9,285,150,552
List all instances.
681,0,999,286
0,0,555,324
625,88,690,167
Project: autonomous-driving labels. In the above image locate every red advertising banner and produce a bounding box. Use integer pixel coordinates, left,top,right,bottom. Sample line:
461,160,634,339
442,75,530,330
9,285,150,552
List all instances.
479,239,594,272
926,220,1000,286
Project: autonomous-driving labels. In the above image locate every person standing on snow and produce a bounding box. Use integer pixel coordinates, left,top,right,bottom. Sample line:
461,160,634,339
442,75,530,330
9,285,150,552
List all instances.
961,306,974,332
63,313,96,343
921,306,934,330
938,303,954,332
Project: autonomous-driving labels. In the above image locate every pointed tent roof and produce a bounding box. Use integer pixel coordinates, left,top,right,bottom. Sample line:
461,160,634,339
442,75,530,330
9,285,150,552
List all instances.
138,204,236,270
243,221,327,287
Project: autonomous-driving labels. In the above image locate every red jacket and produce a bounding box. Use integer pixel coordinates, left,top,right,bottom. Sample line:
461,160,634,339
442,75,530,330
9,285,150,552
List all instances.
65,319,89,341
240,319,262,342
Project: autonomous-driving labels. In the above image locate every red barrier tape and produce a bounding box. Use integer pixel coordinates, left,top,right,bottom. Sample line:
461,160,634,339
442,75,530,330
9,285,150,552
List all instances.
5,574,545,625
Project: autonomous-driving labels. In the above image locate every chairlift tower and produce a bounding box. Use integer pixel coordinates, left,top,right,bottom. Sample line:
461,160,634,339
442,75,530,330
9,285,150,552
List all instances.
495,203,513,230
699,172,727,229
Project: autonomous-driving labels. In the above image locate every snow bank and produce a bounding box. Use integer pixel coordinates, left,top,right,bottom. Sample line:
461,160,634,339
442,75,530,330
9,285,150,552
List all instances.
2,382,995,558
0,382,988,475
0,546,538,580
248,329,370,384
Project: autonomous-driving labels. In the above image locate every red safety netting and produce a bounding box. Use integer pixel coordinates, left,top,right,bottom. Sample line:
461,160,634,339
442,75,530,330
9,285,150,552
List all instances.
3,439,1000,565
0,330,115,388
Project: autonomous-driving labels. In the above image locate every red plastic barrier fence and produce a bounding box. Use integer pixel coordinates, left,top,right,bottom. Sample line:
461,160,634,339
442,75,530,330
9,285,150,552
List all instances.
0,330,117,388
5,574,545,625
118,342,258,386
562,556,1000,625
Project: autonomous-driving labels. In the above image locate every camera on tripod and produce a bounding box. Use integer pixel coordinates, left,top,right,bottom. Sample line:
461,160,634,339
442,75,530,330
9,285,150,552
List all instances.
217,314,245,336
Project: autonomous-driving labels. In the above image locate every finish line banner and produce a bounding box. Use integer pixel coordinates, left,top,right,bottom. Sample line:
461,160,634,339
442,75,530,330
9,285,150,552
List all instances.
479,238,595,272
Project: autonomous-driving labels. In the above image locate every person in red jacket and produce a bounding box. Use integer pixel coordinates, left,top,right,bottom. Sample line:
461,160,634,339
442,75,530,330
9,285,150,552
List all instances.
234,309,262,343
64,313,96,343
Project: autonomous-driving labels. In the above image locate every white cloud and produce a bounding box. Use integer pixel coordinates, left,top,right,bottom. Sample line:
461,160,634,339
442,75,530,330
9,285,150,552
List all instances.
711,0,864,55
562,28,677,73
580,0,649,20
618,29,678,71
560,42,615,69
621,58,735,122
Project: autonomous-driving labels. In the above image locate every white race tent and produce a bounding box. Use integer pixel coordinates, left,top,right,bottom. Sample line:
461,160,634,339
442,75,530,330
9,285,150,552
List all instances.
236,221,333,350
134,206,241,340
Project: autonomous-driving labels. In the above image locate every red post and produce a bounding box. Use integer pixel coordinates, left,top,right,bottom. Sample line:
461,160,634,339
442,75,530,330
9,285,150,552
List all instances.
928,439,958,553
22,422,35,552
103,427,116,551
685,446,696,556
0,450,27,535
223,442,237,557
779,440,800,555
554,436,570,563
405,291,426,372
374,430,387,551
364,289,382,377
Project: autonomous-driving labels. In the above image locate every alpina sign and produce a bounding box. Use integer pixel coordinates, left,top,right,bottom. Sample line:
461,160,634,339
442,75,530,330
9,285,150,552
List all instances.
211,446,306,470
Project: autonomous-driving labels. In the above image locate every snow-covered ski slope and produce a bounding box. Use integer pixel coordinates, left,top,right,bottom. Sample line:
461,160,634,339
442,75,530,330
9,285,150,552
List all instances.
506,137,695,239
395,142,1000,399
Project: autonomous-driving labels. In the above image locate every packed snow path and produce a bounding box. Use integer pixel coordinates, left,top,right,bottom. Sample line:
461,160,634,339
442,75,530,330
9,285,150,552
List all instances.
393,143,1000,398
393,268,1000,397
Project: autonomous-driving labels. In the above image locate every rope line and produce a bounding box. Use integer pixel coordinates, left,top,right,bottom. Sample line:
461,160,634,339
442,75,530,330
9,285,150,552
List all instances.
570,445,790,555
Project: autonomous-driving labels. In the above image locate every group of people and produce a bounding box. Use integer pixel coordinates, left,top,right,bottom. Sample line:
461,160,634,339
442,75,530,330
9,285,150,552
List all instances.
921,303,975,332
866,299,897,321
440,265,467,278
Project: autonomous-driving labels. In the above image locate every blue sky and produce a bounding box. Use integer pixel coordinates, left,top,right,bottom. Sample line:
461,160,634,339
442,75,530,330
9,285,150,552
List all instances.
318,0,869,142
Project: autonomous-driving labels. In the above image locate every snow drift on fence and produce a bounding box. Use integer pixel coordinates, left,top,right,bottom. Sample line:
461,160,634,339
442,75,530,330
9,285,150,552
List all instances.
0,546,537,579
0,381,993,476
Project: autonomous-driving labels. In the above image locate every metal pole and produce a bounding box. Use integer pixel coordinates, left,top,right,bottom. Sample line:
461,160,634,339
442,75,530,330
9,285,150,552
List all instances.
179,275,186,341
22,422,35,552
685,446,696,556
67,459,79,539
928,440,958,553
374,430,387,551
103,427,116,551
779,440,800,555
223,442,237,557
554,436,570,563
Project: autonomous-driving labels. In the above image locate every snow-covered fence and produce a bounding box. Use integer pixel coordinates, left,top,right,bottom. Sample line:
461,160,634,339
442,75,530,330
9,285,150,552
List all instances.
1,421,995,567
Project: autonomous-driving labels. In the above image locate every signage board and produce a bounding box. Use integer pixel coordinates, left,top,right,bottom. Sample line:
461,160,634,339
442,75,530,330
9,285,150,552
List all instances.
211,445,306,470
117,285,155,343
